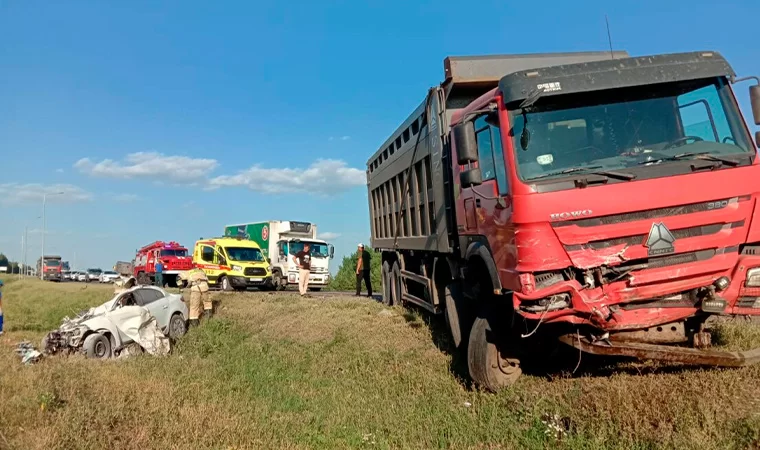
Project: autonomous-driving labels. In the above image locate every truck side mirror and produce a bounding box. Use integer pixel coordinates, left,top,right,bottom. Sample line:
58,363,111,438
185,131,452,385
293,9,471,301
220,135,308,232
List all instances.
756,131,760,149
460,168,483,188
329,244,335,259
750,84,760,126
453,122,478,165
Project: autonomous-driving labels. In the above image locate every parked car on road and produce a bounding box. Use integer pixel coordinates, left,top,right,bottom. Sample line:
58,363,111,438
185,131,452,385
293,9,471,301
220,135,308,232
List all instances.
86,268,102,282
62,271,72,281
42,280,189,359
75,272,88,282
99,271,120,283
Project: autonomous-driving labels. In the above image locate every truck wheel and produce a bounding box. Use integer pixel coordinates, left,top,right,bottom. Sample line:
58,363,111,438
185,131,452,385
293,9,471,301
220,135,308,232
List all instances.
381,262,393,306
83,333,112,359
220,276,233,292
390,262,403,306
270,270,284,291
168,313,187,339
445,282,474,350
467,306,521,392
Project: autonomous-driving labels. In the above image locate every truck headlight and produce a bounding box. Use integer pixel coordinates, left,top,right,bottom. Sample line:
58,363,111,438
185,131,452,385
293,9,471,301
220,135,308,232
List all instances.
747,268,760,287
232,265,243,272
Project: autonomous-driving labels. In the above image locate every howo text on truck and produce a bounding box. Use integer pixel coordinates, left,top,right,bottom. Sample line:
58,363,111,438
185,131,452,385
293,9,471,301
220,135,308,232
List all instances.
366,50,760,391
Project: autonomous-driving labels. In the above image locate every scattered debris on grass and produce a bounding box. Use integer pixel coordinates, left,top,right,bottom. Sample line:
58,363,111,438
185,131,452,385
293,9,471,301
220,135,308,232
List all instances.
15,341,42,365
377,309,395,317
541,413,573,441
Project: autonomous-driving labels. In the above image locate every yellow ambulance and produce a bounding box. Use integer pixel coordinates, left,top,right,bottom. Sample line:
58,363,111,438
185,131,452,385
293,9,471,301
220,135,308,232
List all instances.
191,236,272,291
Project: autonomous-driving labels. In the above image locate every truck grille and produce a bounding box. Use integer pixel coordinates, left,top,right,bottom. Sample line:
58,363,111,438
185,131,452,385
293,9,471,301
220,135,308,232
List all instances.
553,196,749,228
244,267,267,276
564,221,745,252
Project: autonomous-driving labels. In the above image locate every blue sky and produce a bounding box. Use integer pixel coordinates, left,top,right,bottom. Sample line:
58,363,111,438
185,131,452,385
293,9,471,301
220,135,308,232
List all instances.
1,0,758,271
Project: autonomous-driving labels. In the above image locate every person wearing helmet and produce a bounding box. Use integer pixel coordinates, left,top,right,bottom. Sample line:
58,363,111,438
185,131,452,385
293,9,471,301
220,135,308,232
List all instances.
0,279,4,336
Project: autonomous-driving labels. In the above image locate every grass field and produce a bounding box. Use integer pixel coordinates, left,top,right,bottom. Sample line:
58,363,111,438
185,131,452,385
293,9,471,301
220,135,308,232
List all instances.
2,276,760,449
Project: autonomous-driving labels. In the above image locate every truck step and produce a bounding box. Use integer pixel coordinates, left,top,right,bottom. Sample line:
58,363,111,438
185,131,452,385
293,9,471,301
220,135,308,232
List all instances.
559,334,760,367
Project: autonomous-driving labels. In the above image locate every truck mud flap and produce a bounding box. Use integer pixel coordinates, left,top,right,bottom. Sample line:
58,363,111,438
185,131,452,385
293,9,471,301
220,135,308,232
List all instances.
558,334,760,367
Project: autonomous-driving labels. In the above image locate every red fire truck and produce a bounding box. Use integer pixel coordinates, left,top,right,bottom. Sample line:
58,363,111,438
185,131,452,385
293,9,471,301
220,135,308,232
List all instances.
133,241,193,286
367,50,760,391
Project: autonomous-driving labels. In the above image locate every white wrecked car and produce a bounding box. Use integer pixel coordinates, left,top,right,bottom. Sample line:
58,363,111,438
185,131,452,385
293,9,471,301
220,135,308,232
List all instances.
43,278,189,359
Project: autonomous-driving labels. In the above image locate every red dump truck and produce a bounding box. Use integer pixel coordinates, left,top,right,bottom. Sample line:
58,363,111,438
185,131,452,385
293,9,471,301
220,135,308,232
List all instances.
367,50,760,391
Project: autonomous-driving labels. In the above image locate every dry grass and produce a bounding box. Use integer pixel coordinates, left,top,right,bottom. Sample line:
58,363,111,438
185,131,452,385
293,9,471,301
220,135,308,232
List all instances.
2,278,760,449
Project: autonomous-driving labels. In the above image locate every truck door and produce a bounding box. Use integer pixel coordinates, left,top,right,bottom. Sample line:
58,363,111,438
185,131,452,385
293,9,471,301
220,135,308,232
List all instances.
460,114,517,285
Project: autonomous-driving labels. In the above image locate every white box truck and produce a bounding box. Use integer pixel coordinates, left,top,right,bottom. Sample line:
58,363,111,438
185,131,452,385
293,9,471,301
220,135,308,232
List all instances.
224,221,334,291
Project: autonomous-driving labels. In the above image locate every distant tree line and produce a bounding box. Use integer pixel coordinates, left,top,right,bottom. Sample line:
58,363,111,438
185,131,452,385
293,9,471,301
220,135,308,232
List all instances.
0,253,33,274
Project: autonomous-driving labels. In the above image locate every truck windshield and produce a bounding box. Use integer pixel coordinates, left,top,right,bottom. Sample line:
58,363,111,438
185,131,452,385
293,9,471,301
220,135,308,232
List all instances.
225,247,264,262
289,242,330,258
510,78,753,182
45,260,61,266
160,249,187,257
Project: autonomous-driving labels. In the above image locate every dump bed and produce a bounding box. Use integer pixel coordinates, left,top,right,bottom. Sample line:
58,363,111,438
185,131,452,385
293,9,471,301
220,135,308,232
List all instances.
367,51,629,253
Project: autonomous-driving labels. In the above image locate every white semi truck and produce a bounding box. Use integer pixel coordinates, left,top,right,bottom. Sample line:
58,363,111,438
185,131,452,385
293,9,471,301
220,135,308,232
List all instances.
224,220,334,291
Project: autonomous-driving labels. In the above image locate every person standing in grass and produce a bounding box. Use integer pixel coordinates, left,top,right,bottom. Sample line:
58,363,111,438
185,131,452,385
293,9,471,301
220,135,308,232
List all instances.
155,259,164,288
355,244,372,298
292,243,312,297
0,280,4,336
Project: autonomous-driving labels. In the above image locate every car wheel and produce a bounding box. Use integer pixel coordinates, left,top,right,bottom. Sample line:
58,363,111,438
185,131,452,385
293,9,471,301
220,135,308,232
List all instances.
220,276,233,292
168,313,187,339
83,333,112,359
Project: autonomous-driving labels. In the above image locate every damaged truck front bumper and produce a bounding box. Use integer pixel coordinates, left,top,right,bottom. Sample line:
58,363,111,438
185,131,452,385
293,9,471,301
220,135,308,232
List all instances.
510,252,760,366
514,251,760,331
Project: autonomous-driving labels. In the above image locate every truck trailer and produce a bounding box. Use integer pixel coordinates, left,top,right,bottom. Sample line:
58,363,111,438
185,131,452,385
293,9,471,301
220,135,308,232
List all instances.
366,50,760,391
225,221,335,290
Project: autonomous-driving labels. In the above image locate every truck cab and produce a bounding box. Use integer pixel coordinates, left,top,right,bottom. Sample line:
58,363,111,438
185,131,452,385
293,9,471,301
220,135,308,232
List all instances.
367,50,760,392
275,238,333,290
192,236,272,291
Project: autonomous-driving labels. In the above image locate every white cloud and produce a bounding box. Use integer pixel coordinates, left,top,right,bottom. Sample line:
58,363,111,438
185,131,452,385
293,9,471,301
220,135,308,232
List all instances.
113,193,139,202
317,232,341,240
329,136,351,141
207,159,365,195
0,183,93,205
74,152,218,184
55,168,64,173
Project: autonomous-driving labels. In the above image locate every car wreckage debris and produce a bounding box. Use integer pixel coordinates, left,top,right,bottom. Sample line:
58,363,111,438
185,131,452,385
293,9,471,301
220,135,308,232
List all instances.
16,341,42,365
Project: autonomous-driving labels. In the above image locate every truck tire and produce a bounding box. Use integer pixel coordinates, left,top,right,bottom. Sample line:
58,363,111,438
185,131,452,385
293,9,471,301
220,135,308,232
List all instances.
83,333,112,359
271,270,285,291
467,306,521,392
390,262,403,306
445,282,474,350
220,276,233,292
381,262,393,306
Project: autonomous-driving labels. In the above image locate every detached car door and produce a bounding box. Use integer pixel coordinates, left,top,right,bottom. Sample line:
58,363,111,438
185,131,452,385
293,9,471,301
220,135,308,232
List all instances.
133,287,170,328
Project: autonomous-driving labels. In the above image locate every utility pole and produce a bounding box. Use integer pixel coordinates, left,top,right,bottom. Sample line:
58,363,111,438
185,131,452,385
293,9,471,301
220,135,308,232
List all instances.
40,192,64,280
23,226,29,278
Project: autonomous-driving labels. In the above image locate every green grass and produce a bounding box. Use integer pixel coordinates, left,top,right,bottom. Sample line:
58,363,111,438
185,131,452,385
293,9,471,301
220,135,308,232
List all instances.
2,279,760,449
